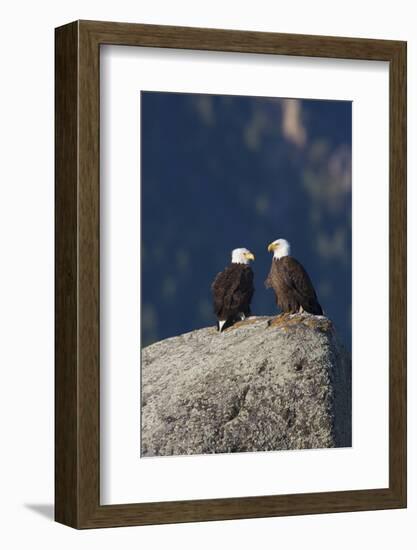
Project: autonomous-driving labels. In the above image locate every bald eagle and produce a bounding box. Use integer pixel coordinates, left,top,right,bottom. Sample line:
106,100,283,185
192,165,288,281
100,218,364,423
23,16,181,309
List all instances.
211,248,255,332
265,239,323,315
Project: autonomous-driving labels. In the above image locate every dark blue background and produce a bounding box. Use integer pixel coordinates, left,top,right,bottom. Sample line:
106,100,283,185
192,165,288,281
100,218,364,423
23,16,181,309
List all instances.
141,92,352,350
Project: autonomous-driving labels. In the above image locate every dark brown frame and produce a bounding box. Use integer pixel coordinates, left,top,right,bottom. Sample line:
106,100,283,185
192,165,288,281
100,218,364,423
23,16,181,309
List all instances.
55,20,407,529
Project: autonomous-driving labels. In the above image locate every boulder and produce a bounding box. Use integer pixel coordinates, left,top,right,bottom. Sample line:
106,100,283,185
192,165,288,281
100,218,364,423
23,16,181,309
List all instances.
141,314,351,456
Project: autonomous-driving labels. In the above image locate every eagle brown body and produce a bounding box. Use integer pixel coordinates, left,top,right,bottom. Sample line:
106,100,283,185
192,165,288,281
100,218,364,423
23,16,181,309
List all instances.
212,263,254,331
265,256,323,315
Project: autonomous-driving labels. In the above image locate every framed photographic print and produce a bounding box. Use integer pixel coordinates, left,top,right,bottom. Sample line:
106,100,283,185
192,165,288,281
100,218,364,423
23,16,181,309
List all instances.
55,20,406,528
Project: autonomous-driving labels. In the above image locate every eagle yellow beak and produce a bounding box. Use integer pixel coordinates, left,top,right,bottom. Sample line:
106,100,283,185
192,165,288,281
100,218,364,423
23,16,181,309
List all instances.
267,242,276,253
245,251,255,261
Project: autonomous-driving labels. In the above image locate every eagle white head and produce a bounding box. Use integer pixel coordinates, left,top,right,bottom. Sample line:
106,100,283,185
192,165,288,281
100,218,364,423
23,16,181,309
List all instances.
267,238,291,259
231,248,255,265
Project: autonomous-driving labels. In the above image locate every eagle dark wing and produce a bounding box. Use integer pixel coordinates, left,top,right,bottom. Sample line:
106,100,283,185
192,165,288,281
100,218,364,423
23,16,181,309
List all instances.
264,268,273,289
211,270,229,317
212,264,254,319
280,256,323,315
230,266,254,316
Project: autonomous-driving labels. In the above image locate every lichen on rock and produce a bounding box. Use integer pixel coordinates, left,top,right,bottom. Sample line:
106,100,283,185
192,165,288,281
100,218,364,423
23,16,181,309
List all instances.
141,314,351,457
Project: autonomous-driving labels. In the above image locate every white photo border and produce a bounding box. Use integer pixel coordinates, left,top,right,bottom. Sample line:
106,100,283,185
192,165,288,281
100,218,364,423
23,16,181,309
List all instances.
100,45,389,505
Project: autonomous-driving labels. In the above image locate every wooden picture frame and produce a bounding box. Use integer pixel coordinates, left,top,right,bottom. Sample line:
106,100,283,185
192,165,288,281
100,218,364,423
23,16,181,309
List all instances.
55,20,407,528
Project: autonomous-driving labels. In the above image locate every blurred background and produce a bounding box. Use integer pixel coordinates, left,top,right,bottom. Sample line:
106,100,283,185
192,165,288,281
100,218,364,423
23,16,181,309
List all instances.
141,92,352,350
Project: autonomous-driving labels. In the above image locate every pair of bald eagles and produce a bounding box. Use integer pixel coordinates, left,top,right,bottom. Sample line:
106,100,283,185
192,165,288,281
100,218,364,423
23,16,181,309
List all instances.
212,238,323,332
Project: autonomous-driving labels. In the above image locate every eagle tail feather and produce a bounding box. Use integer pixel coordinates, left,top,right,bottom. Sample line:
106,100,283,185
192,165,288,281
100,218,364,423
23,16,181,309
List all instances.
218,320,227,332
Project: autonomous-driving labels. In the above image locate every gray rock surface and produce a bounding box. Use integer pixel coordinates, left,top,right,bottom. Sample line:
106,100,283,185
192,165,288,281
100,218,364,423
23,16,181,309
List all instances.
141,314,351,457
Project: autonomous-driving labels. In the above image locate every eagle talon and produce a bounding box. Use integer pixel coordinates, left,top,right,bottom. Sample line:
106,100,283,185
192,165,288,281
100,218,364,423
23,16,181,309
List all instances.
276,312,289,320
